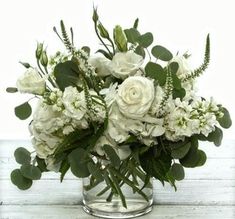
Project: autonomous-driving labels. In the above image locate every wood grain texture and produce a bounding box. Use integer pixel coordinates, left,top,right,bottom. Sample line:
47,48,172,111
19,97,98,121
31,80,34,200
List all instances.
0,205,234,219
0,139,235,219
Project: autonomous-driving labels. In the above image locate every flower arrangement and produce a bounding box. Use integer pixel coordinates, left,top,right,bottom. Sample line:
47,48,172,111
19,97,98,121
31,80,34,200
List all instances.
7,8,232,214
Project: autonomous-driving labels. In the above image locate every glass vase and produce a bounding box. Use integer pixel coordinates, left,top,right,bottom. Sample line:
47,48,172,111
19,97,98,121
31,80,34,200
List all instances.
82,174,153,219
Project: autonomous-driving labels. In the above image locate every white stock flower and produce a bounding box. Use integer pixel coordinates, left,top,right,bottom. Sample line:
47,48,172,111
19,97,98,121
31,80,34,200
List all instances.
16,68,46,95
62,86,87,122
110,51,143,79
116,76,155,119
171,56,191,80
88,56,112,77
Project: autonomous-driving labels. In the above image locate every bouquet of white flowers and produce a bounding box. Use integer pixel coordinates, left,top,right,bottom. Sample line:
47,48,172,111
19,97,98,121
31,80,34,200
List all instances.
7,8,232,218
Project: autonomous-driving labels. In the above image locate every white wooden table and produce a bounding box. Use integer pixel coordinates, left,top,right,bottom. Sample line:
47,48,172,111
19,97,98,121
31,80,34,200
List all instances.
0,139,234,219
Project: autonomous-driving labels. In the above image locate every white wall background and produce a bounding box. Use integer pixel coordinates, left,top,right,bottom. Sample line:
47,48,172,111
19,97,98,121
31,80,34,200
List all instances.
0,0,234,139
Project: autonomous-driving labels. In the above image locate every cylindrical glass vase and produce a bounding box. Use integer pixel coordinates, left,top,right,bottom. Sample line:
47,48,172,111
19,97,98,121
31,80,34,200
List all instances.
82,175,153,219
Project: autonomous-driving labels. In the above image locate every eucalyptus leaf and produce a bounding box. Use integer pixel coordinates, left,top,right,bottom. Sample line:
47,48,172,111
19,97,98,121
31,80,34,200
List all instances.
6,87,18,93
54,60,80,91
218,107,232,129
145,62,166,85
68,148,90,178
11,169,32,190
170,163,185,181
171,142,191,159
196,150,207,166
14,147,31,165
124,28,140,43
207,126,223,146
151,45,173,61
20,164,41,180
15,102,32,120
135,45,145,58
87,162,103,182
173,88,186,100
137,32,153,48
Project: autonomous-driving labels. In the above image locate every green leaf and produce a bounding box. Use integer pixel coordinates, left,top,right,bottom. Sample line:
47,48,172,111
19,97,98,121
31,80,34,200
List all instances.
145,62,166,86
207,126,223,146
196,150,207,166
96,49,112,60
137,32,153,48
173,88,186,100
133,18,139,29
170,163,185,181
171,142,191,159
6,87,18,93
11,169,32,190
218,107,232,129
152,45,173,61
113,25,128,52
36,156,48,172
59,159,70,182
135,45,145,58
19,61,31,68
169,62,181,90
15,102,32,120
54,60,80,91
87,162,103,182
68,148,90,178
20,164,41,180
14,147,31,165
103,145,121,168
124,28,140,43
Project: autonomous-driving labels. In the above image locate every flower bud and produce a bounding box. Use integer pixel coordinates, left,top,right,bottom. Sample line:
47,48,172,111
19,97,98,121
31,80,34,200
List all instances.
92,7,99,23
113,25,128,52
40,51,48,67
36,43,43,59
98,23,109,39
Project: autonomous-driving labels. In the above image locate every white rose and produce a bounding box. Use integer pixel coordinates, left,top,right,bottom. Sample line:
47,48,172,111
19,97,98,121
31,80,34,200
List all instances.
116,76,155,119
110,51,143,79
171,56,191,79
88,56,112,77
16,68,46,95
62,86,87,121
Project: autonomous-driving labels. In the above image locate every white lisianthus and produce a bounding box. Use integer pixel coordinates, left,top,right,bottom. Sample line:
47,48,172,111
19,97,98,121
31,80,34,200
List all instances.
171,56,191,80
62,86,87,122
116,76,155,119
16,68,46,95
88,56,112,77
110,51,143,79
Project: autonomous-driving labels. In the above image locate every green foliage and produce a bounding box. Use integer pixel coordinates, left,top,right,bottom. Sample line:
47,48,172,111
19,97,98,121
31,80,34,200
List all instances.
60,20,74,53
183,34,210,81
140,149,172,184
87,162,103,182
98,22,109,39
135,45,145,58
173,88,186,100
6,87,18,93
20,164,41,180
103,145,121,168
14,147,31,165
96,49,112,60
14,102,32,120
207,126,223,146
151,45,173,61
218,107,232,129
113,25,128,52
19,61,31,68
68,148,91,178
179,138,207,167
145,62,166,85
124,28,140,44
36,156,48,172
11,169,32,190
59,159,70,182
137,32,153,48
54,60,80,91
133,18,139,29
171,142,191,159
170,163,185,181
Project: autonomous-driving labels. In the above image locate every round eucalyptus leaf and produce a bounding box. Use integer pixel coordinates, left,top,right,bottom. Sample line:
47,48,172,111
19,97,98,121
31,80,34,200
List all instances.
14,147,31,165
14,102,32,120
151,45,173,61
196,150,207,167
11,169,32,190
218,107,232,129
20,164,42,180
137,32,153,48
145,62,166,85
170,163,185,181
171,142,191,159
